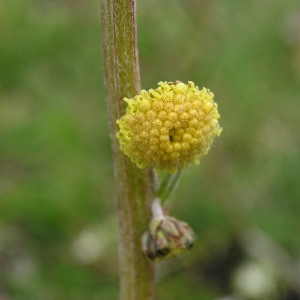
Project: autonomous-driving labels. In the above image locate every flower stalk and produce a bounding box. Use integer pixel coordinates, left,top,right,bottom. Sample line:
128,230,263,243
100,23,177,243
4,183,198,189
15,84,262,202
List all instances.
156,169,183,205
100,1,155,299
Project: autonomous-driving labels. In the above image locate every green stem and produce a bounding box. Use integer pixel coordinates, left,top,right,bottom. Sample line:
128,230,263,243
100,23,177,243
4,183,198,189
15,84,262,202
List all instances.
157,169,183,205
99,1,155,299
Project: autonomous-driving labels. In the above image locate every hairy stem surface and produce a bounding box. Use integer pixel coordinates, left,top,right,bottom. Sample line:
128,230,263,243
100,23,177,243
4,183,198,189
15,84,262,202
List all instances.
100,0,155,299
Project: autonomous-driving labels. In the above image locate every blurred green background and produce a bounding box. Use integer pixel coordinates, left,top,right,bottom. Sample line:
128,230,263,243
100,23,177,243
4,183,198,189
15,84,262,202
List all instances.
1,0,300,299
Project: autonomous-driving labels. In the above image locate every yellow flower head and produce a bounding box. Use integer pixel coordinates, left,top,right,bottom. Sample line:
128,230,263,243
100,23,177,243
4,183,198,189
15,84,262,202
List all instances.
116,81,222,171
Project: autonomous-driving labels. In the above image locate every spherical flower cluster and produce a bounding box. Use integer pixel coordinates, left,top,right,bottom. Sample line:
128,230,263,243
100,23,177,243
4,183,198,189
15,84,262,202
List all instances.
116,81,222,171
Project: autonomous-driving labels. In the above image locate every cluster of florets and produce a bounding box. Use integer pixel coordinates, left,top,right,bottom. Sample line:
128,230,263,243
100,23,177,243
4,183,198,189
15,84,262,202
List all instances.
116,81,222,171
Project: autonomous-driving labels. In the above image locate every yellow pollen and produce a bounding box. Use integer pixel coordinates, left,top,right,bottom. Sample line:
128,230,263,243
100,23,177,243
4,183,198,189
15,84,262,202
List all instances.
116,81,222,171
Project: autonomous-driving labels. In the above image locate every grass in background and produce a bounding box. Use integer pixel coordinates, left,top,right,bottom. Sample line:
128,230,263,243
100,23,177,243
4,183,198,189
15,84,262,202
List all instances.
1,0,300,299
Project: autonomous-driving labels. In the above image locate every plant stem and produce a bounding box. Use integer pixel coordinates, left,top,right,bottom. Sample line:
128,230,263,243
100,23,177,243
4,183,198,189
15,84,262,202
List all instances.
156,169,183,205
100,1,155,299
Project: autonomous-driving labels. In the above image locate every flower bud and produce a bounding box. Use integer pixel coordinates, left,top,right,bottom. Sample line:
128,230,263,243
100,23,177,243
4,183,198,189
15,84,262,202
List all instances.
141,216,195,261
